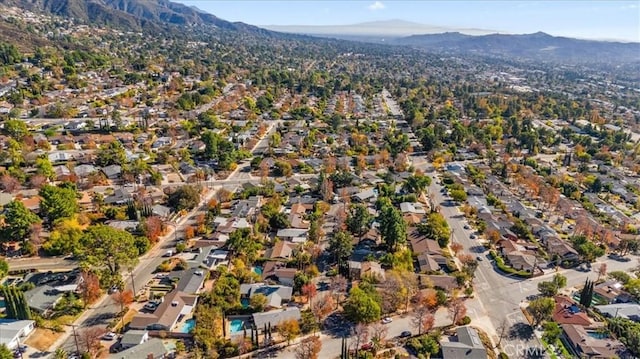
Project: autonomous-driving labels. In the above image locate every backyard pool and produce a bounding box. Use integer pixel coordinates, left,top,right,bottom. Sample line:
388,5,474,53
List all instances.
180,319,196,333
241,298,249,308
230,319,244,334
253,267,263,275
587,331,608,339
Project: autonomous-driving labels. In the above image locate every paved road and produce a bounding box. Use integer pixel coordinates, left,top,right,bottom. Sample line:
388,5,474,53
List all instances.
53,118,282,357
424,168,640,358
7,257,77,272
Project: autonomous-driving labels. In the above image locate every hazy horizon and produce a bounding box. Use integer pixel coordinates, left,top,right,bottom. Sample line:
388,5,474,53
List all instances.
178,1,640,42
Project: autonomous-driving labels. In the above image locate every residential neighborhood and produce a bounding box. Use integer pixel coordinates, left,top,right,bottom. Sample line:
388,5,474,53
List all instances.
0,2,638,359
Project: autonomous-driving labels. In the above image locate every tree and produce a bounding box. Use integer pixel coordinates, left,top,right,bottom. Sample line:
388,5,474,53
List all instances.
250,293,268,312
403,174,432,195
0,344,12,359
450,189,468,202
226,228,262,263
302,283,317,305
542,322,562,343
39,184,78,225
597,263,607,280
143,216,165,243
419,212,451,247
0,286,31,320
78,327,106,356
112,290,134,309
408,334,440,359
3,119,28,140
278,319,300,345
528,297,555,326
35,156,55,180
412,306,435,335
78,225,139,284
346,204,374,238
167,185,201,211
328,231,353,270
77,271,101,307
570,235,605,263
344,286,381,324
377,198,407,252
537,281,559,297
370,322,389,350
447,298,467,326
330,275,348,308
1,200,40,241
552,273,567,289
450,242,464,256
311,295,334,327
295,336,321,359
96,141,127,167
580,279,595,307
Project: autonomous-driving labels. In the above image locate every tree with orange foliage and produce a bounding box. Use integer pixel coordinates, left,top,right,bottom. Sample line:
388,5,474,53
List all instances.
112,290,134,309
302,283,317,305
412,305,435,335
311,295,334,329
184,225,195,240
78,271,101,307
144,216,165,243
451,242,464,255
324,156,337,174
79,327,106,356
485,229,501,246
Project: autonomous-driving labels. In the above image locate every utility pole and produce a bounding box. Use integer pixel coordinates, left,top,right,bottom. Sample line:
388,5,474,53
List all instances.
130,270,137,298
70,324,81,355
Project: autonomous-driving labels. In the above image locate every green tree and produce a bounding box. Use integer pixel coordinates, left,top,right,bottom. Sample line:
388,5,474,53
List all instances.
167,185,201,211
0,344,12,359
403,174,432,195
35,156,55,180
537,281,558,297
344,286,381,324
552,273,567,289
408,334,440,359
250,293,268,312
95,141,127,167
418,212,451,247
528,297,555,326
227,228,262,263
39,184,78,225
346,204,374,238
377,198,407,252
570,235,605,263
2,200,40,241
78,225,139,285
580,279,595,307
542,322,562,343
0,260,7,278
2,119,29,140
449,189,468,202
328,231,354,270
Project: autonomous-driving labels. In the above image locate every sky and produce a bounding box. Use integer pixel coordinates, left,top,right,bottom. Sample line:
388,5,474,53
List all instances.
178,1,640,42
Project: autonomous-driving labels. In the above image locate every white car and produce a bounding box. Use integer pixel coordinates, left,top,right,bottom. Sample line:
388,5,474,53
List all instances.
381,317,392,324
102,332,117,341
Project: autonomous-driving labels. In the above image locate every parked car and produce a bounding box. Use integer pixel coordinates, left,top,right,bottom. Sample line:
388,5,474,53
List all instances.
108,285,119,294
464,224,471,230
476,256,483,261
381,317,392,324
470,234,477,239
102,332,117,341
400,331,412,338
144,302,159,311
163,250,173,257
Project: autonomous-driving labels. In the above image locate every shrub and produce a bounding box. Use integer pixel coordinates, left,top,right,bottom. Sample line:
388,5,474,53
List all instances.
461,316,471,325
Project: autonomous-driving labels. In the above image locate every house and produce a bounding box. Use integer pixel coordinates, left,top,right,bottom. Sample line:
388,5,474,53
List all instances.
276,228,308,243
423,275,459,293
102,165,122,179
553,295,592,326
252,307,301,331
151,204,171,218
417,254,442,273
505,252,537,272
264,241,297,260
74,164,98,178
104,188,133,205
110,338,172,359
596,303,640,322
0,320,35,350
24,285,64,317
261,262,297,286
347,261,385,281
119,330,149,350
440,326,488,359
188,247,229,271
173,268,207,294
545,237,580,264
129,290,198,331
594,280,634,304
561,323,628,359
239,283,293,309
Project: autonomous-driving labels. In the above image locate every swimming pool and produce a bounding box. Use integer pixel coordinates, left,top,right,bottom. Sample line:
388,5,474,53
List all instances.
253,267,263,275
180,319,196,333
587,331,608,339
230,319,244,333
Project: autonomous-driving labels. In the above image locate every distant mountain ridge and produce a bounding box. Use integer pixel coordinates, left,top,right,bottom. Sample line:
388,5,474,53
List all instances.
0,0,266,33
394,31,640,64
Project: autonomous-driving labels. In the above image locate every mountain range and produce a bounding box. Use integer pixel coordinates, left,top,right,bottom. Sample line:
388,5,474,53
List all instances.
0,0,638,65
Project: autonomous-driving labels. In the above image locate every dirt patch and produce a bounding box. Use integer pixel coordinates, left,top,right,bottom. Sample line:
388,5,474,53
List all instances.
25,328,63,351
112,308,139,332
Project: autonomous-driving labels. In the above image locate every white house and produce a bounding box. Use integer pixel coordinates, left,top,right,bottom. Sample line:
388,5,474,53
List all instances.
0,320,36,350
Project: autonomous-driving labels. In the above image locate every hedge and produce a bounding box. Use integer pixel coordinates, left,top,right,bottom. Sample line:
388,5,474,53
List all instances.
489,251,532,278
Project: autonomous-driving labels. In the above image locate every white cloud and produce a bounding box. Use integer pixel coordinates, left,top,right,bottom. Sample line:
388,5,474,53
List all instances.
368,1,385,11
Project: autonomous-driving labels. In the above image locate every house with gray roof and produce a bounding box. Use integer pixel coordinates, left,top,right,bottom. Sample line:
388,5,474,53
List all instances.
24,285,64,317
595,303,640,322
110,338,171,359
240,283,293,309
441,326,488,359
119,330,149,350
252,307,301,331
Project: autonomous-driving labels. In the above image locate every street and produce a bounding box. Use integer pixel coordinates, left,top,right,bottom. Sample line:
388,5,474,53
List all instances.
51,120,281,356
